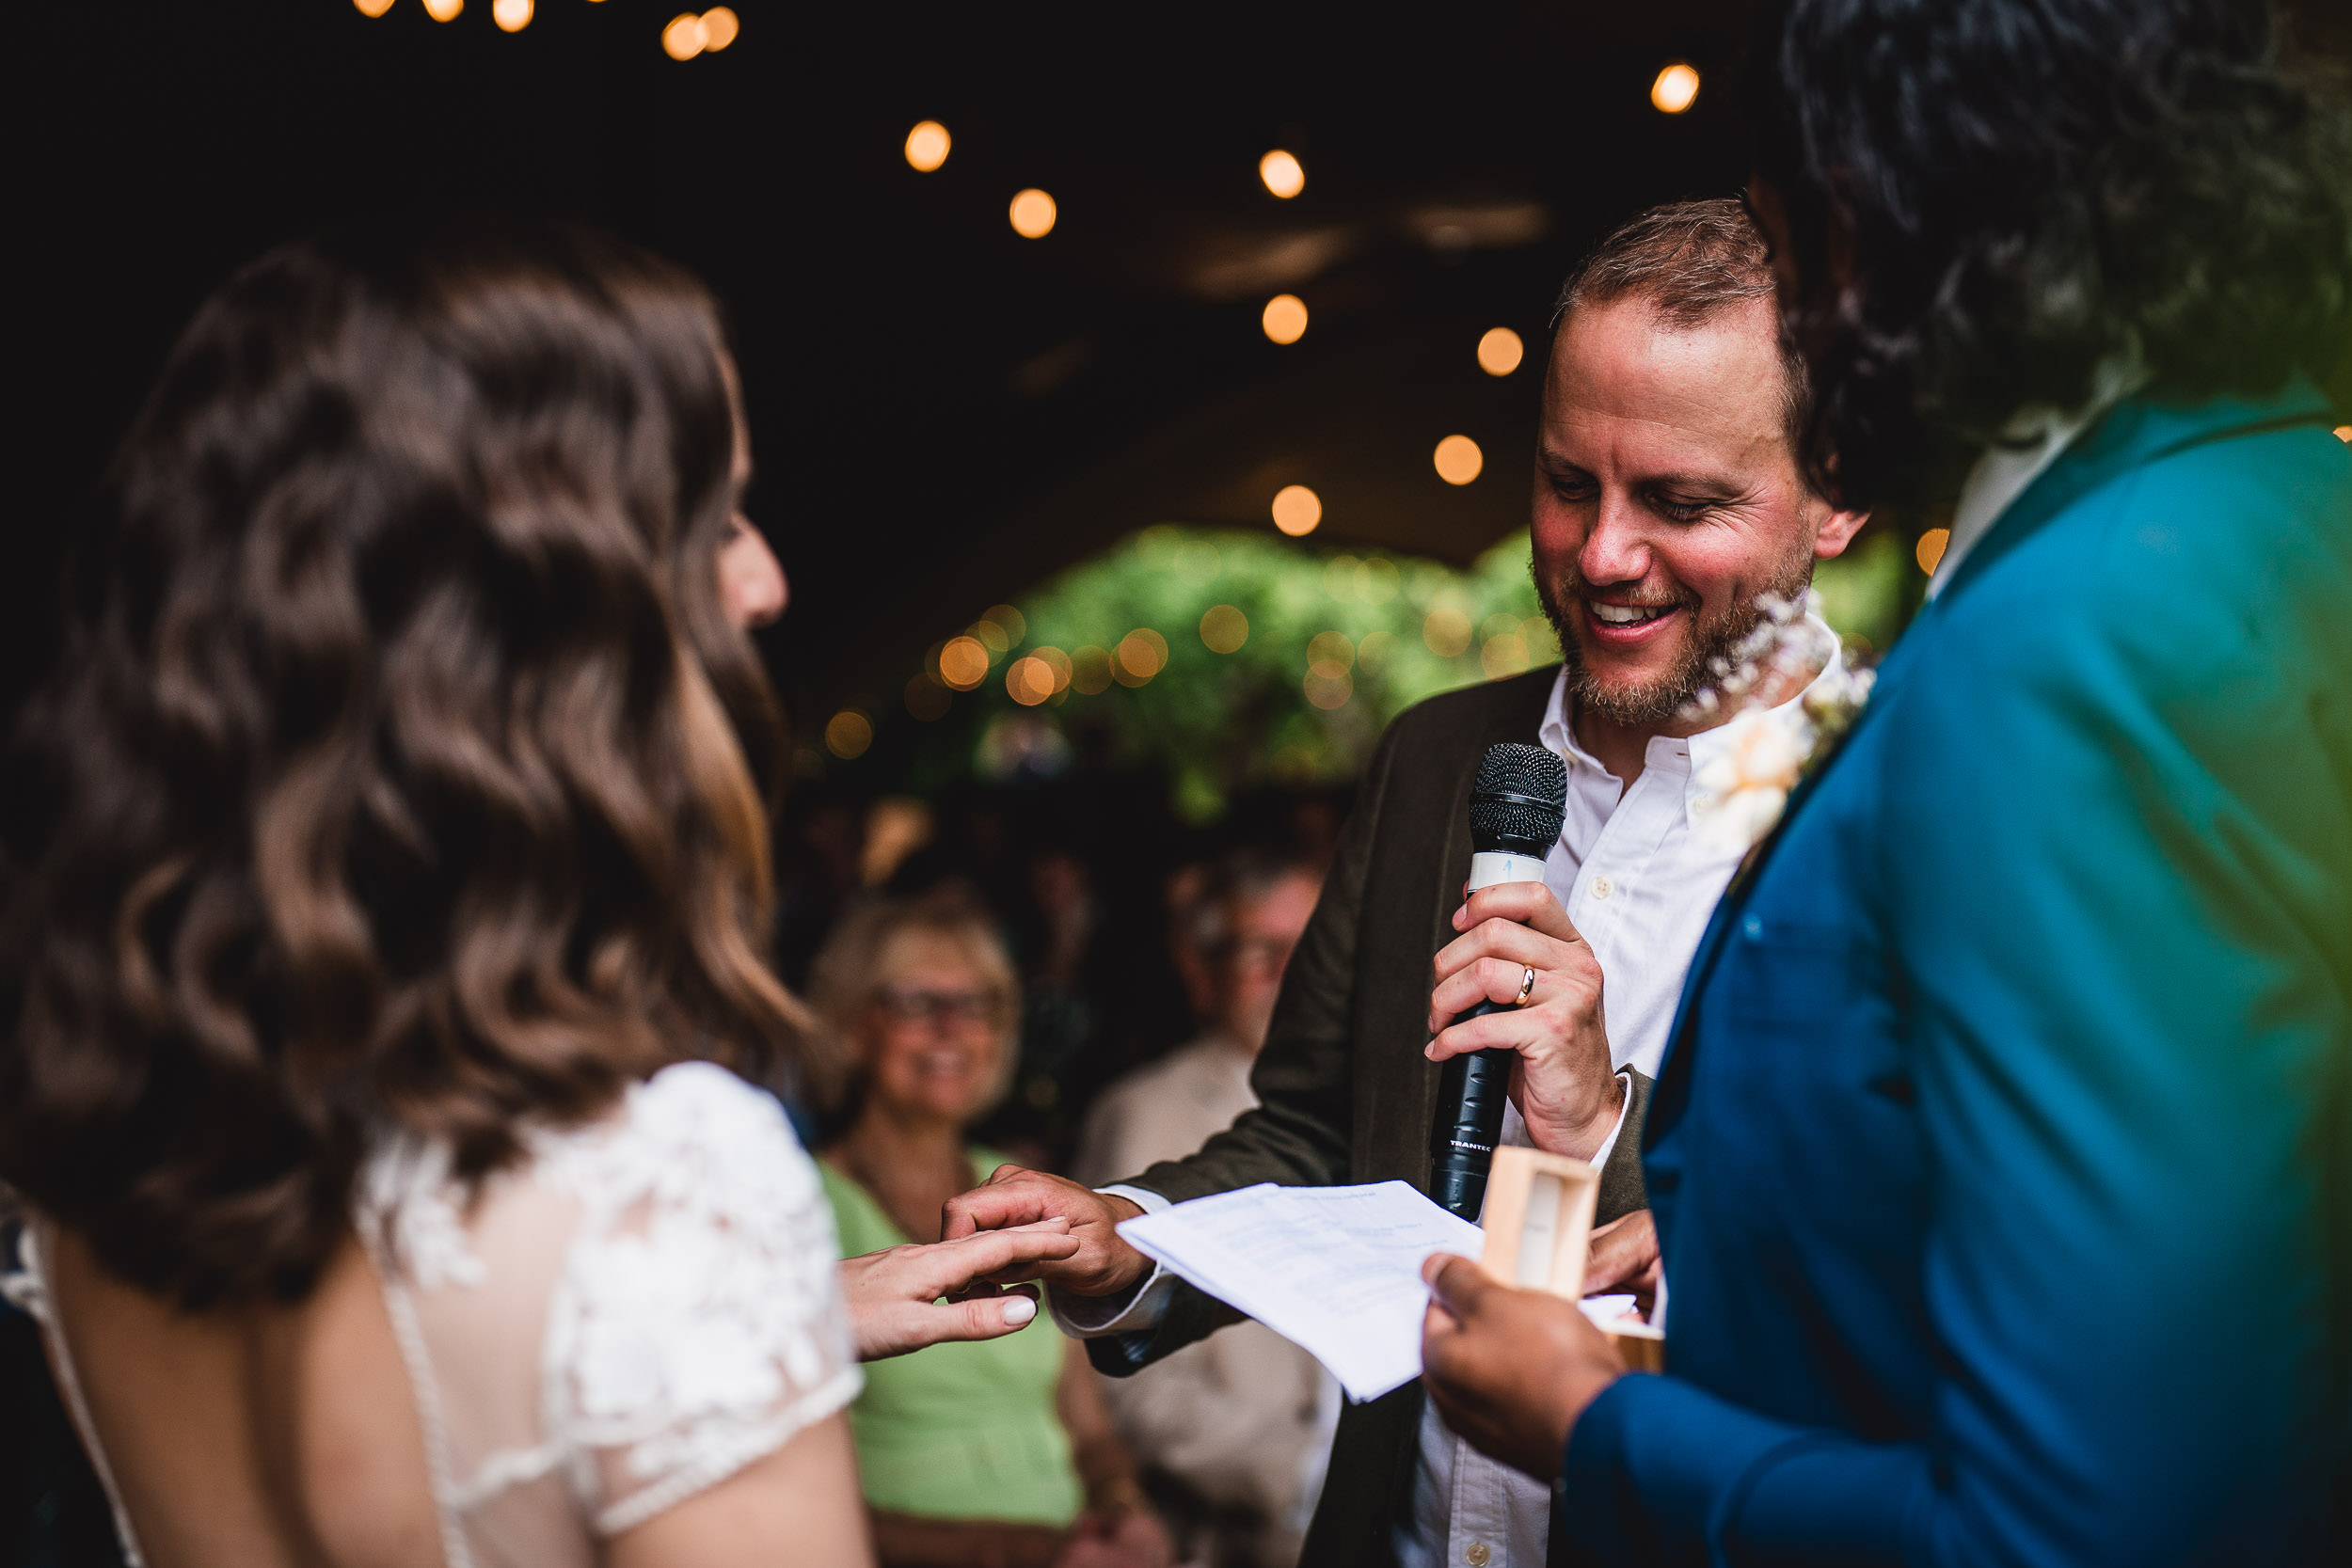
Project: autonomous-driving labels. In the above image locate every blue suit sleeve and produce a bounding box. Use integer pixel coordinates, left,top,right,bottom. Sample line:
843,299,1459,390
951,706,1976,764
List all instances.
1558,451,2352,1565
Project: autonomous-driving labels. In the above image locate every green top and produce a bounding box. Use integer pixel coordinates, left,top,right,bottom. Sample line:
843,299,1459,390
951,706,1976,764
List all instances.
820,1148,1084,1526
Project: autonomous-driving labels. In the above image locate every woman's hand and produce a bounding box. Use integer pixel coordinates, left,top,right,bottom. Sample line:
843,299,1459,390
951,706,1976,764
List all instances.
838,1221,1079,1361
1419,1254,1626,1482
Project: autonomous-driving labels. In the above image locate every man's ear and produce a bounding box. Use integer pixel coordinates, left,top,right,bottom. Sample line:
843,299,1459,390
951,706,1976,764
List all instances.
1813,508,1871,561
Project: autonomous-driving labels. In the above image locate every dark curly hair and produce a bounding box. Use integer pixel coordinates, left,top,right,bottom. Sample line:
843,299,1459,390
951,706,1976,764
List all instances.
0,220,808,1307
1747,0,2352,511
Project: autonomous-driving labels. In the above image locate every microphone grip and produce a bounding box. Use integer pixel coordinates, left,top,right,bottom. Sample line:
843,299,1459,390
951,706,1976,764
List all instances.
1429,1001,1514,1220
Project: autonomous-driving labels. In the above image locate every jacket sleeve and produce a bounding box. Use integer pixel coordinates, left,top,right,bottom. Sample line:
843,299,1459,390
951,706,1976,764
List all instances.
1558,464,2352,1564
1086,715,1405,1374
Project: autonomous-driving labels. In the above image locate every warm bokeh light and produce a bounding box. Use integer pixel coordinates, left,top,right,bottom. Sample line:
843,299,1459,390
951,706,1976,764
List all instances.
1477,326,1524,376
1433,435,1485,485
1307,630,1355,679
1007,656,1057,706
1259,150,1305,198
938,635,991,690
1423,606,1472,657
983,604,1027,644
1009,188,1057,239
825,710,874,760
423,0,463,20
662,12,705,57
968,619,1009,655
1200,604,1249,654
1262,293,1309,344
1071,645,1114,695
492,0,532,32
904,673,952,722
1303,670,1353,710
354,0,396,17
1271,483,1323,536
1652,62,1701,114
905,120,951,172
1116,628,1168,685
2336,424,2352,443
1482,632,1531,679
1916,526,1951,575
701,7,739,49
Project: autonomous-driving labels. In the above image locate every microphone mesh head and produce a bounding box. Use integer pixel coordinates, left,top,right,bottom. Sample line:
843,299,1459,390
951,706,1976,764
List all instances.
1470,743,1567,855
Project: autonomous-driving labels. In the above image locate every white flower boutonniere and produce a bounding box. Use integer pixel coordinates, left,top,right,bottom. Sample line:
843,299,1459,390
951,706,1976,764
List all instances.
1687,591,1876,854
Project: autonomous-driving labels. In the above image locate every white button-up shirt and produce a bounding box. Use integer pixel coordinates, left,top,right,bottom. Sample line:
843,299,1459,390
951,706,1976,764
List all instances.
1397,624,1844,1568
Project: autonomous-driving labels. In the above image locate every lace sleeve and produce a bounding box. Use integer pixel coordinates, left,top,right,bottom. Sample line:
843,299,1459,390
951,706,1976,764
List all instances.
541,1062,861,1537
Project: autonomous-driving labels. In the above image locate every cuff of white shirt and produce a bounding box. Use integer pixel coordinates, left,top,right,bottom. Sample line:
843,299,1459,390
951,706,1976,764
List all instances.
1584,1071,1634,1172
1046,1184,1177,1338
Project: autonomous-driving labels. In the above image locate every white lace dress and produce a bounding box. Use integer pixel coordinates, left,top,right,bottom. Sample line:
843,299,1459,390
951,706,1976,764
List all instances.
5,1061,862,1568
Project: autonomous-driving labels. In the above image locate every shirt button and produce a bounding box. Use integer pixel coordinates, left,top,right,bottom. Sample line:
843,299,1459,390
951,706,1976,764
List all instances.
1742,913,1763,940
1591,875,1613,900
1467,1544,1491,1567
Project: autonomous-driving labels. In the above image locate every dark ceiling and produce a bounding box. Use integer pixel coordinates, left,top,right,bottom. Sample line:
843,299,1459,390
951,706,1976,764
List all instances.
10,0,2347,733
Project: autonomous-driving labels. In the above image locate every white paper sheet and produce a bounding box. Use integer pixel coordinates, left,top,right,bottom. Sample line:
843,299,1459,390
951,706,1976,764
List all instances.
1115,1180,1486,1402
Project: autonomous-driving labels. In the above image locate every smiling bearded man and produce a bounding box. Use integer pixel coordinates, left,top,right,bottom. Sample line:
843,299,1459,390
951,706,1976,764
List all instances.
937,199,1865,1568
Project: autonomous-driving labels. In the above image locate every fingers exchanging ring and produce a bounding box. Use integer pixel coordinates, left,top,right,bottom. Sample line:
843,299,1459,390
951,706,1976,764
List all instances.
1513,964,1536,1006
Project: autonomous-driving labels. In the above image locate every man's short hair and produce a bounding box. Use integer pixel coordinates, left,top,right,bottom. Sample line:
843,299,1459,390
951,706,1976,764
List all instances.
1552,198,1811,457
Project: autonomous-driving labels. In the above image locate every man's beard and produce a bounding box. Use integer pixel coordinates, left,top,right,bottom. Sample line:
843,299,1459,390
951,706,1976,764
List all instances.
1537,551,1815,728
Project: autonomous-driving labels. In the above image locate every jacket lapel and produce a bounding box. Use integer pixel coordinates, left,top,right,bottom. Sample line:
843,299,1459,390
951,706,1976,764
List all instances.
1644,381,2342,1142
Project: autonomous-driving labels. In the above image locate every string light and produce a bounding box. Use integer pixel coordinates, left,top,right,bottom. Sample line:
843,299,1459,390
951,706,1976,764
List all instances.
1009,189,1057,239
825,711,874,760
1271,484,1323,536
1433,435,1484,485
662,12,706,57
492,0,532,32
1115,629,1168,687
938,635,991,690
1200,605,1248,653
1262,293,1308,344
1476,327,1524,376
422,0,463,20
1423,606,1472,657
1651,63,1701,114
701,7,738,50
354,0,395,17
905,120,951,172
1259,150,1305,198
1915,527,1950,575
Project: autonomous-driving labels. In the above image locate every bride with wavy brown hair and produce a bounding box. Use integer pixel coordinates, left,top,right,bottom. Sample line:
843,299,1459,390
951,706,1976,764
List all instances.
0,221,873,1567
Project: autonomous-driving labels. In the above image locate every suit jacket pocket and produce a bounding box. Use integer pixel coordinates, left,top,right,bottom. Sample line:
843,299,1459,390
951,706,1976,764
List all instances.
1715,914,1858,1024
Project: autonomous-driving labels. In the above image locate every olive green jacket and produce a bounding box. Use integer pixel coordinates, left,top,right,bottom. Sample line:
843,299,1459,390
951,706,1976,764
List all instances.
1089,666,1653,1567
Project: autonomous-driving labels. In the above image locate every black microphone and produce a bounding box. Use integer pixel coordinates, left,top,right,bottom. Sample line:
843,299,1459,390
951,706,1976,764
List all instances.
1429,742,1568,1221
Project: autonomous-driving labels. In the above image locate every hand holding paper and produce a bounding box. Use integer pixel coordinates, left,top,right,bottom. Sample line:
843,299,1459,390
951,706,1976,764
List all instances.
1116,1180,1485,1402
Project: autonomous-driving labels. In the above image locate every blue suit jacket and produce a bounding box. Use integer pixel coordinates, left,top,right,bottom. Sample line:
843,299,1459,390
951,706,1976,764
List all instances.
1554,387,2352,1566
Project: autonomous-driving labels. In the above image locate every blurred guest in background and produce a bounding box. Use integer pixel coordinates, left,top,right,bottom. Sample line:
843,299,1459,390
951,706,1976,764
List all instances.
1421,2,2352,1563
809,894,1174,1568
1073,851,1337,1568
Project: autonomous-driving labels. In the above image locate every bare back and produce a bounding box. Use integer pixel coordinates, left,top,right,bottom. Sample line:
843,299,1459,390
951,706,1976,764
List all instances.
9,1064,869,1568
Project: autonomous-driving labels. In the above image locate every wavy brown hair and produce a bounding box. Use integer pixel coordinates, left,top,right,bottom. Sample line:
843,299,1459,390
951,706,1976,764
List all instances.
0,220,807,1307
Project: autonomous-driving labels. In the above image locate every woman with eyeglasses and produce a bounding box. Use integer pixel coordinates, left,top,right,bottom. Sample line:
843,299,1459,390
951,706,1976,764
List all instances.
808,894,1173,1568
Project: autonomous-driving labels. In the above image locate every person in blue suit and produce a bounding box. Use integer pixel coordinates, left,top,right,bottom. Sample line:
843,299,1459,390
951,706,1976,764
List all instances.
1418,1,2352,1562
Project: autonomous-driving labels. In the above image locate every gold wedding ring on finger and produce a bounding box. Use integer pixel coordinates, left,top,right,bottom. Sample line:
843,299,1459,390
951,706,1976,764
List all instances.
1513,964,1536,1006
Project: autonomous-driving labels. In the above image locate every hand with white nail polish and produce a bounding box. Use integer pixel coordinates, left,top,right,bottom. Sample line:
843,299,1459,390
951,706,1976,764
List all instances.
836,1219,1079,1362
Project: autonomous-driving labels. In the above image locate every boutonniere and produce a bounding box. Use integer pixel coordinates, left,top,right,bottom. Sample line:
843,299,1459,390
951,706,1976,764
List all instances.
1686,591,1876,854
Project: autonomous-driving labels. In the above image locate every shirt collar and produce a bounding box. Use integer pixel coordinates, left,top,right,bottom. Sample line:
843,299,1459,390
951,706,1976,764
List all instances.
1930,355,2147,599
1539,612,1845,796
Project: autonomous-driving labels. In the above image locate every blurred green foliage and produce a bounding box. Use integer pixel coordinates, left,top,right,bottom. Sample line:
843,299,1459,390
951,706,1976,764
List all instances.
878,523,1912,821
